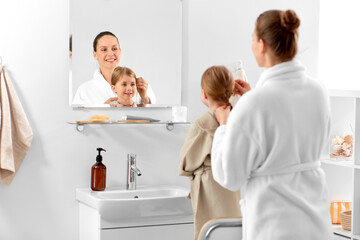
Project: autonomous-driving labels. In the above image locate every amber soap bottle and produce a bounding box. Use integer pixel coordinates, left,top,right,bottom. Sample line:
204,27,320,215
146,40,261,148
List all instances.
91,148,106,191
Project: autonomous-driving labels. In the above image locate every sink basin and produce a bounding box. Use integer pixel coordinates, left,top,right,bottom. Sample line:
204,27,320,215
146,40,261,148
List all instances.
76,185,193,227
93,187,186,200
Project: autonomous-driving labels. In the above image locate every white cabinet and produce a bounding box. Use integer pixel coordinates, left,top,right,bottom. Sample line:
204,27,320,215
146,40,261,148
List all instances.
78,203,193,240
322,92,360,240
100,224,193,240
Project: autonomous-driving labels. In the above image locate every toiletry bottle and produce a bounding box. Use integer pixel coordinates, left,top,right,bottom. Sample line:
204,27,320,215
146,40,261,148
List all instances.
230,60,248,106
91,148,106,191
235,60,248,82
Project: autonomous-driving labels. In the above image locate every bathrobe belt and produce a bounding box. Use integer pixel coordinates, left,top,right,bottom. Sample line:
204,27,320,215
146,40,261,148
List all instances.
193,165,211,177
250,161,321,178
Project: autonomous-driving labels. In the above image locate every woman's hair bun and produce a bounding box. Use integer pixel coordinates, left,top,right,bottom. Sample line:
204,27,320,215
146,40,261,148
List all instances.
280,10,300,33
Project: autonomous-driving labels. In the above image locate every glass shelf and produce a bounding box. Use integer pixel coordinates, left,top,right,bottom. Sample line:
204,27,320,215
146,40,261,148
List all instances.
67,121,191,131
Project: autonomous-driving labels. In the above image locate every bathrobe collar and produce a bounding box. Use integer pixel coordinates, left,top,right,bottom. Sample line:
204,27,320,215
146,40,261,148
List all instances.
94,69,113,89
256,59,306,87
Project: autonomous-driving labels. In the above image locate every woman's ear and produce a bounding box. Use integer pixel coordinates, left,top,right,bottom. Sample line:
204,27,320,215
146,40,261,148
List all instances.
111,85,116,93
259,39,266,54
93,51,98,60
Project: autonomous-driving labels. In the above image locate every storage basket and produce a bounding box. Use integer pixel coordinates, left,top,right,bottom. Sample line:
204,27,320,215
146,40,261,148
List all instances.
330,201,352,224
339,210,351,231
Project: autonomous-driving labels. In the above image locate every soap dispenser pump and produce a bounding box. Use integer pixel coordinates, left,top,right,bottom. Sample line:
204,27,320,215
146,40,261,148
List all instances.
91,148,106,191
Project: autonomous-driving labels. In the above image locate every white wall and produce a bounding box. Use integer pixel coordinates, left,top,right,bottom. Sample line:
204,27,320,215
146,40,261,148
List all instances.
318,0,360,91
182,0,320,121
0,0,319,239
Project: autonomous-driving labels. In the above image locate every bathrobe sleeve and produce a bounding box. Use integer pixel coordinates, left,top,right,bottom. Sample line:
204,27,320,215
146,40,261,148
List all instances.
211,95,265,191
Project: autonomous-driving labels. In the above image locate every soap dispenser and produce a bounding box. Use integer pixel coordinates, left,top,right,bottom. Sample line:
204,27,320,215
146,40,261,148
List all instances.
91,148,106,191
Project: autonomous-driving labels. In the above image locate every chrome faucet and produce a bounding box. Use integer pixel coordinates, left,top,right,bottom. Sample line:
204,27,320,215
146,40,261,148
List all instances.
127,153,142,190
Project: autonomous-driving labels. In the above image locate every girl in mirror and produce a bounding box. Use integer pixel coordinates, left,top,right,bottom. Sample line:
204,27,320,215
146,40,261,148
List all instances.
72,31,156,106
110,66,141,107
211,10,333,239
179,66,241,240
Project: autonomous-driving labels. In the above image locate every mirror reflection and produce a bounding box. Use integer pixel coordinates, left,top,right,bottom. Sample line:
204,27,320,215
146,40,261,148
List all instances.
69,0,182,108
106,65,152,108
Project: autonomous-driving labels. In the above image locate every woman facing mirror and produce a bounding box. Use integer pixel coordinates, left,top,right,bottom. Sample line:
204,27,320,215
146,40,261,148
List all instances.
72,31,156,106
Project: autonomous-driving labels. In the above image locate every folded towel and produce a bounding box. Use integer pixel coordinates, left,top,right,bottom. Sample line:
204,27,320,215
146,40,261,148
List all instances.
0,65,33,185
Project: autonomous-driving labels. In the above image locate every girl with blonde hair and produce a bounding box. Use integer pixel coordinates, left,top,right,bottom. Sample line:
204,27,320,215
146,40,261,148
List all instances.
179,65,241,240
110,66,138,107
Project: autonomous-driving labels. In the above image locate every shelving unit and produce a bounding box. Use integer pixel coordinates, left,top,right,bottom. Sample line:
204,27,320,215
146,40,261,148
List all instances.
321,93,360,240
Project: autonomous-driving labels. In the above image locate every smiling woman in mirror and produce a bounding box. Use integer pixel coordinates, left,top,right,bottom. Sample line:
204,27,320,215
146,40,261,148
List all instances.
72,31,156,106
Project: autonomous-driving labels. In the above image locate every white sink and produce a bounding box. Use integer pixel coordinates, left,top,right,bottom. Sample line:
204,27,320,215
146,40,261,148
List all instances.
93,187,186,200
76,185,193,226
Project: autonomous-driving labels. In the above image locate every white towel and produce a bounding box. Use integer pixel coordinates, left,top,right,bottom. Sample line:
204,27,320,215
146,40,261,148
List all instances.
0,65,33,186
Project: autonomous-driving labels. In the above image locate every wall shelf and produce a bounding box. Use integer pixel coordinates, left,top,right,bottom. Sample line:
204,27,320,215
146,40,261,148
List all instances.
321,158,360,170
333,225,360,239
67,121,191,132
333,225,351,238
329,89,360,98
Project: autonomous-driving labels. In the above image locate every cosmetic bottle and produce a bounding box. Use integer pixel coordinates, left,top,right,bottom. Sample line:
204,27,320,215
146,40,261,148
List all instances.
230,60,248,106
91,148,106,191
235,60,248,82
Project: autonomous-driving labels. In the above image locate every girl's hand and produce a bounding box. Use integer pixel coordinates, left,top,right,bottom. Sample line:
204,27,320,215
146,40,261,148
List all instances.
234,79,251,96
215,105,231,125
136,77,150,104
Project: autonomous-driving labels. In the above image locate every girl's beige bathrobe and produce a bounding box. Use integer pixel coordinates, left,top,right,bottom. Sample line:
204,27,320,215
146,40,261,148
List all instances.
179,111,241,239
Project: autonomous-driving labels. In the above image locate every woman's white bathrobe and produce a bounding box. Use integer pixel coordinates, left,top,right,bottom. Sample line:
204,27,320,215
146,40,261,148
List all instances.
211,60,333,240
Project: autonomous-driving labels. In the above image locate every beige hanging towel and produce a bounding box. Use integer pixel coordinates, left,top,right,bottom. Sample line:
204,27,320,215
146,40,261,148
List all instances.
0,64,33,185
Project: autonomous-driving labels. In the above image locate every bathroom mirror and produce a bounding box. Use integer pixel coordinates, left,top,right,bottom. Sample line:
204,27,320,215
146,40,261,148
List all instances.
69,0,182,108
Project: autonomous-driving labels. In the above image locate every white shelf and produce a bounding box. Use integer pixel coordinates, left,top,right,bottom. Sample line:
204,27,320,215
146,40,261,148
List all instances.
332,225,360,239
333,225,352,238
329,89,360,98
321,158,360,170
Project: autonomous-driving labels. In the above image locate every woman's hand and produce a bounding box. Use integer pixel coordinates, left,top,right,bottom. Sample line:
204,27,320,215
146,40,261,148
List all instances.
234,79,251,96
215,105,231,125
136,77,150,104
104,97,118,104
